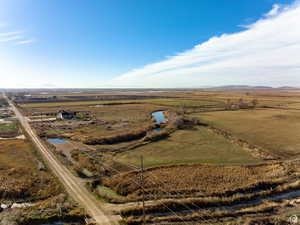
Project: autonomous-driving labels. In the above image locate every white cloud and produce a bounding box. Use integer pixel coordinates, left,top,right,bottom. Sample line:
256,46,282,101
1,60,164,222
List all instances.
104,1,300,88
0,29,34,45
0,35,22,42
0,31,22,37
265,4,281,17
15,39,35,45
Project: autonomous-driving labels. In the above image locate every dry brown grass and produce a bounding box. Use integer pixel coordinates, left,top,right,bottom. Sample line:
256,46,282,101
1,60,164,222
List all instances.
122,200,283,225
196,109,300,158
0,139,62,202
103,163,289,200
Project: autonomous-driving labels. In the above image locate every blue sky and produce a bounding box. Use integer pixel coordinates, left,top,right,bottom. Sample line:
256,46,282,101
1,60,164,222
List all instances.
0,0,298,88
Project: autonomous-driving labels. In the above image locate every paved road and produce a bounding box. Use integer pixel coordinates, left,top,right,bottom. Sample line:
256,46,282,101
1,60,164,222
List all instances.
3,94,120,225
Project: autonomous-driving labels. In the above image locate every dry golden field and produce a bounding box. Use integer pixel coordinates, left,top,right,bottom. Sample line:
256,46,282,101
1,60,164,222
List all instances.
0,139,62,202
104,163,288,199
196,109,300,158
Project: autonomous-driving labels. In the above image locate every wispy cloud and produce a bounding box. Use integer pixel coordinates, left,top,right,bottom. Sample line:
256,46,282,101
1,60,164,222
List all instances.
0,26,34,45
0,31,22,37
0,35,22,42
15,39,35,45
264,4,281,17
104,1,300,88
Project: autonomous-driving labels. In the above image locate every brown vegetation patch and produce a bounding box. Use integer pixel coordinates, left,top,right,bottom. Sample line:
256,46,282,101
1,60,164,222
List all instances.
83,126,152,145
122,200,285,225
103,163,289,201
196,109,300,158
0,140,62,202
0,122,19,138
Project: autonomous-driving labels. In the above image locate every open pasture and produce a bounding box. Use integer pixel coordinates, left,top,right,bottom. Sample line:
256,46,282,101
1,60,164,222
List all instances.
189,89,300,108
114,126,260,167
196,109,300,158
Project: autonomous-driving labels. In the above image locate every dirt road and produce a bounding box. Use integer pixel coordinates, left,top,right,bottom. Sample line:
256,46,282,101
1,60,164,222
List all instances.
3,94,120,225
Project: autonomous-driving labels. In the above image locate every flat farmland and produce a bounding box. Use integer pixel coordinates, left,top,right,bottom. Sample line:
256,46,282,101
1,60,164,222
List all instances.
20,98,222,109
196,109,300,158
114,126,260,167
189,90,300,107
0,122,18,138
34,103,164,142
0,139,62,201
9,89,300,224
20,99,143,108
69,104,160,141
286,102,300,109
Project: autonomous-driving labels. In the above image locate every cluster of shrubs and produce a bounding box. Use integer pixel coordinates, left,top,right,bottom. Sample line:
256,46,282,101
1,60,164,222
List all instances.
83,127,151,145
71,149,108,178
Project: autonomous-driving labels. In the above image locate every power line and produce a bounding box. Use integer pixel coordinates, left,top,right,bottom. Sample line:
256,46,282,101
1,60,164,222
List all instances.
140,155,145,224
33,113,205,224
114,159,206,211
99,160,191,225
101,159,214,225
109,159,209,223
39,121,192,224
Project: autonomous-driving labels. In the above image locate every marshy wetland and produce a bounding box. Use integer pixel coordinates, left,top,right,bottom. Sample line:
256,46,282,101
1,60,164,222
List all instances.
3,88,300,224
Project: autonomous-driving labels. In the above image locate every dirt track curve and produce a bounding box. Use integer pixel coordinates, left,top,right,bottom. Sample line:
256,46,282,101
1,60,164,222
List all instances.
4,94,120,225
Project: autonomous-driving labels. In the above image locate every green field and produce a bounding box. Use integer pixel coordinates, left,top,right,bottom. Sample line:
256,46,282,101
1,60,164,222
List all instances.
141,98,222,107
196,109,300,158
96,185,124,201
0,122,18,137
114,127,260,167
0,122,17,131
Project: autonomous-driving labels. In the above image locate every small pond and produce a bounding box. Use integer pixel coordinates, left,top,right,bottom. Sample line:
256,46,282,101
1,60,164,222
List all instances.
152,111,166,123
47,138,67,144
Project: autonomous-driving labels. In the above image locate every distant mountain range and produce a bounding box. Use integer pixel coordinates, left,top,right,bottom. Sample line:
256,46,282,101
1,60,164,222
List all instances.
204,85,299,90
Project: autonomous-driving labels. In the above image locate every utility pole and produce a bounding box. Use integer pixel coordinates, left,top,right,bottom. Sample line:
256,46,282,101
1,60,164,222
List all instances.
140,155,145,224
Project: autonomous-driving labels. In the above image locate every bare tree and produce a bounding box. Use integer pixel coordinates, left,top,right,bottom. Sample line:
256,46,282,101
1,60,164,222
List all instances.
251,99,258,108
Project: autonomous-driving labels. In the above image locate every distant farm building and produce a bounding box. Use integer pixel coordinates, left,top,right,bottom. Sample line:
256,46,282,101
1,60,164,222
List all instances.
225,100,252,110
56,110,77,120
225,104,240,110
